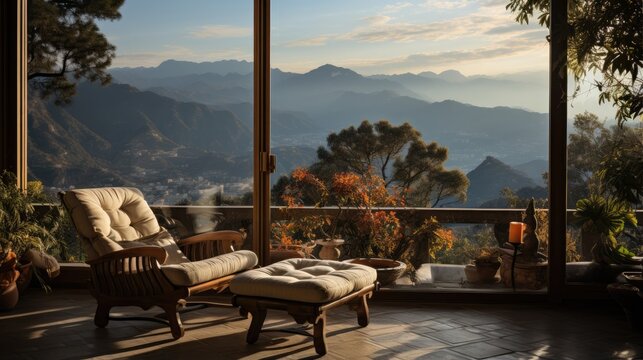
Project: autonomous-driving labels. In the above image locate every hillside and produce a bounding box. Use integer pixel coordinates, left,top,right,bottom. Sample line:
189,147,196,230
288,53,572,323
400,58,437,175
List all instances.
465,156,538,207
28,82,252,188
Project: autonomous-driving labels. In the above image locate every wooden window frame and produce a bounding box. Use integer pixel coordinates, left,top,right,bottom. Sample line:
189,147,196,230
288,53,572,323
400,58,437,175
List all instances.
4,0,573,300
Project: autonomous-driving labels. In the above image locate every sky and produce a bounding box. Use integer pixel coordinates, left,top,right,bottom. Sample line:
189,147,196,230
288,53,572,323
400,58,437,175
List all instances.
98,0,550,76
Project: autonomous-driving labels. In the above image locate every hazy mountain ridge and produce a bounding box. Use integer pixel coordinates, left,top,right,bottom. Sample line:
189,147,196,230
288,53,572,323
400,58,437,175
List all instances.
371,70,547,112
29,60,554,202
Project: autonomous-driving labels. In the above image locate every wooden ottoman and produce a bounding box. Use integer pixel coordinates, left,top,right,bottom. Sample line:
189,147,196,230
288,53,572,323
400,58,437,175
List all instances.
230,258,378,355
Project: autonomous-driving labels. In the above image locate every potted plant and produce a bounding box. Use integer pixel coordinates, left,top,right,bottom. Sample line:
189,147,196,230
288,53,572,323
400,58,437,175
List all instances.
278,168,454,286
0,171,63,308
574,195,639,266
270,220,316,263
0,249,20,310
464,247,501,284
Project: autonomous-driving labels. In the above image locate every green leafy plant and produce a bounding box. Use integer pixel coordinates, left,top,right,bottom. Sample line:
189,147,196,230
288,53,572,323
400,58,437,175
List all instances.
574,195,639,264
0,171,65,289
472,247,501,266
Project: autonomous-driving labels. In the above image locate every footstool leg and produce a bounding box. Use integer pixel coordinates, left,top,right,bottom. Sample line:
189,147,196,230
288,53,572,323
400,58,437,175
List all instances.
313,312,328,355
247,308,267,344
355,294,370,327
239,306,249,319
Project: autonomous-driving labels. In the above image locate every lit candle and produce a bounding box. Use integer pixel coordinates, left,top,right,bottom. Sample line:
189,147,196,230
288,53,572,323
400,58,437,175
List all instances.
508,222,525,244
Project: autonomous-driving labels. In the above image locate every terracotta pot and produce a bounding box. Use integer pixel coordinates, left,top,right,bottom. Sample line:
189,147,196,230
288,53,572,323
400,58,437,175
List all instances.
315,239,344,261
0,281,19,311
344,258,406,286
16,262,33,293
499,253,548,289
465,262,500,284
269,249,305,264
622,272,643,289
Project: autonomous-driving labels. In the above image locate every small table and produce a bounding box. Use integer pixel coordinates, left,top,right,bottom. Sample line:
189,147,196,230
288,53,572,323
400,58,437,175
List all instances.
230,258,378,355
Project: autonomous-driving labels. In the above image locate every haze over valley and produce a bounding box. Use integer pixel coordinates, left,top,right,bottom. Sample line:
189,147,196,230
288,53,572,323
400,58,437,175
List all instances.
29,59,551,206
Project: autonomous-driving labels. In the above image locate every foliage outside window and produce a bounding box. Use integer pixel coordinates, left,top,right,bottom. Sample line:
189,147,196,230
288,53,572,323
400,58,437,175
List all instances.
507,0,642,124
273,167,454,272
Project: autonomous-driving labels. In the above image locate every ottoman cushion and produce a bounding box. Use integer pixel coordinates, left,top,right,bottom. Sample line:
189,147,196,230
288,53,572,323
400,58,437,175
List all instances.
230,258,377,303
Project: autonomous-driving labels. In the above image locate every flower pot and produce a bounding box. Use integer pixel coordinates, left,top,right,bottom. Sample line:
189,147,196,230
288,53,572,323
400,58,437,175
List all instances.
316,239,344,261
344,258,406,286
270,243,312,264
465,262,500,284
0,281,19,311
16,262,33,293
622,272,643,289
499,253,548,290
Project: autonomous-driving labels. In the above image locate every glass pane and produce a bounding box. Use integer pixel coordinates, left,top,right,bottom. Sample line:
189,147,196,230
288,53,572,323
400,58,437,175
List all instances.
27,1,254,261
270,0,548,292
565,72,643,285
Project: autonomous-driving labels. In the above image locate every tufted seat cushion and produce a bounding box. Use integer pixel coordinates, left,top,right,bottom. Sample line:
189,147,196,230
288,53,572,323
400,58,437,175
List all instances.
230,258,377,303
162,250,258,287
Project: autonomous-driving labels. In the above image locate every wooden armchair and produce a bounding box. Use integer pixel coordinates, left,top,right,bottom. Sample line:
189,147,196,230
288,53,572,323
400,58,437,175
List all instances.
60,187,258,339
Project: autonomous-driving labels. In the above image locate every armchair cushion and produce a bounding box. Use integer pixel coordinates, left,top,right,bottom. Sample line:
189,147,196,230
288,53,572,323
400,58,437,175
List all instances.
62,187,161,259
161,250,258,286
117,229,189,265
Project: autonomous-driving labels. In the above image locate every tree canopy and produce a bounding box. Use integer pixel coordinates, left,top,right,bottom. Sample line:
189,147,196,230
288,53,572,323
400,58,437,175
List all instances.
28,0,124,104
507,0,642,124
565,112,642,205
275,120,469,208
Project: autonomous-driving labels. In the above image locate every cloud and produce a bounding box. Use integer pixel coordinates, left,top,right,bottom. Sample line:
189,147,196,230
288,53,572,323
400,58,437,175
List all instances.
343,29,548,72
365,15,393,26
479,0,508,7
284,35,331,48
484,23,531,35
382,2,414,13
340,14,510,43
189,25,251,39
422,0,469,10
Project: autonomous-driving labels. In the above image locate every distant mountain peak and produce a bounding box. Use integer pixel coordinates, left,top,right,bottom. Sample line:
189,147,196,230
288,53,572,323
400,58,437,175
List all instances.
306,64,359,78
471,155,521,174
438,69,467,82
465,155,537,206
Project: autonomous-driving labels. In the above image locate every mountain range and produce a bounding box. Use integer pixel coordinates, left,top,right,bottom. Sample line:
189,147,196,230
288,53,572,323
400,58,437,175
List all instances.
109,60,549,170
29,59,551,204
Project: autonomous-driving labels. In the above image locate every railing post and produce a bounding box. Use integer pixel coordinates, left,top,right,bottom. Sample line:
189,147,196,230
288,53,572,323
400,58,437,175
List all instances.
548,0,568,302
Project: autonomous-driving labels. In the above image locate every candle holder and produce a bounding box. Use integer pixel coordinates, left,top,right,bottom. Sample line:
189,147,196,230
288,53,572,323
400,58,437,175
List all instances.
510,242,520,291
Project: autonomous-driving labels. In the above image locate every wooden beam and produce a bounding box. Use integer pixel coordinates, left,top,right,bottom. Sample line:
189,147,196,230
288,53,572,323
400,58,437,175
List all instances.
0,0,28,189
548,0,568,303
253,0,271,266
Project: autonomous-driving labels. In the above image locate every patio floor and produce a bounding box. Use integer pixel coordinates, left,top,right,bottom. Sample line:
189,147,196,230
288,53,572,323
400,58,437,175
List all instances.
1,289,641,359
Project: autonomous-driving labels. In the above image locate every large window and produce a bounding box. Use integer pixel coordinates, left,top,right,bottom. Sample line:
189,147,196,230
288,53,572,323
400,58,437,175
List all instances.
27,1,255,257
269,0,549,292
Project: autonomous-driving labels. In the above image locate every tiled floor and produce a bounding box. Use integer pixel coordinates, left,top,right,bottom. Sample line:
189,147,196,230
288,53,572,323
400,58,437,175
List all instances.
1,289,642,359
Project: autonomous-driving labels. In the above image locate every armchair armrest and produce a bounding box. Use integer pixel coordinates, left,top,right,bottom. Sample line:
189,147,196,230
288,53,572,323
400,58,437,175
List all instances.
177,230,247,261
86,246,168,266
86,246,175,297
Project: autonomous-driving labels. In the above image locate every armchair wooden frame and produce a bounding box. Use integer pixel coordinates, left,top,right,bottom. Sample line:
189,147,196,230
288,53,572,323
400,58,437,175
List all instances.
89,231,247,339
60,191,249,339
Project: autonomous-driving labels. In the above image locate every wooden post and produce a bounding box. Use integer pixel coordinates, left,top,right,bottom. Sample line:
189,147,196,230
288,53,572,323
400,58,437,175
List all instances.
0,0,28,190
253,0,272,266
548,0,568,302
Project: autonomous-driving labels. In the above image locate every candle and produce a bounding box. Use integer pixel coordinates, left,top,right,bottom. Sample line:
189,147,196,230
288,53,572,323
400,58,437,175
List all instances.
508,222,525,244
